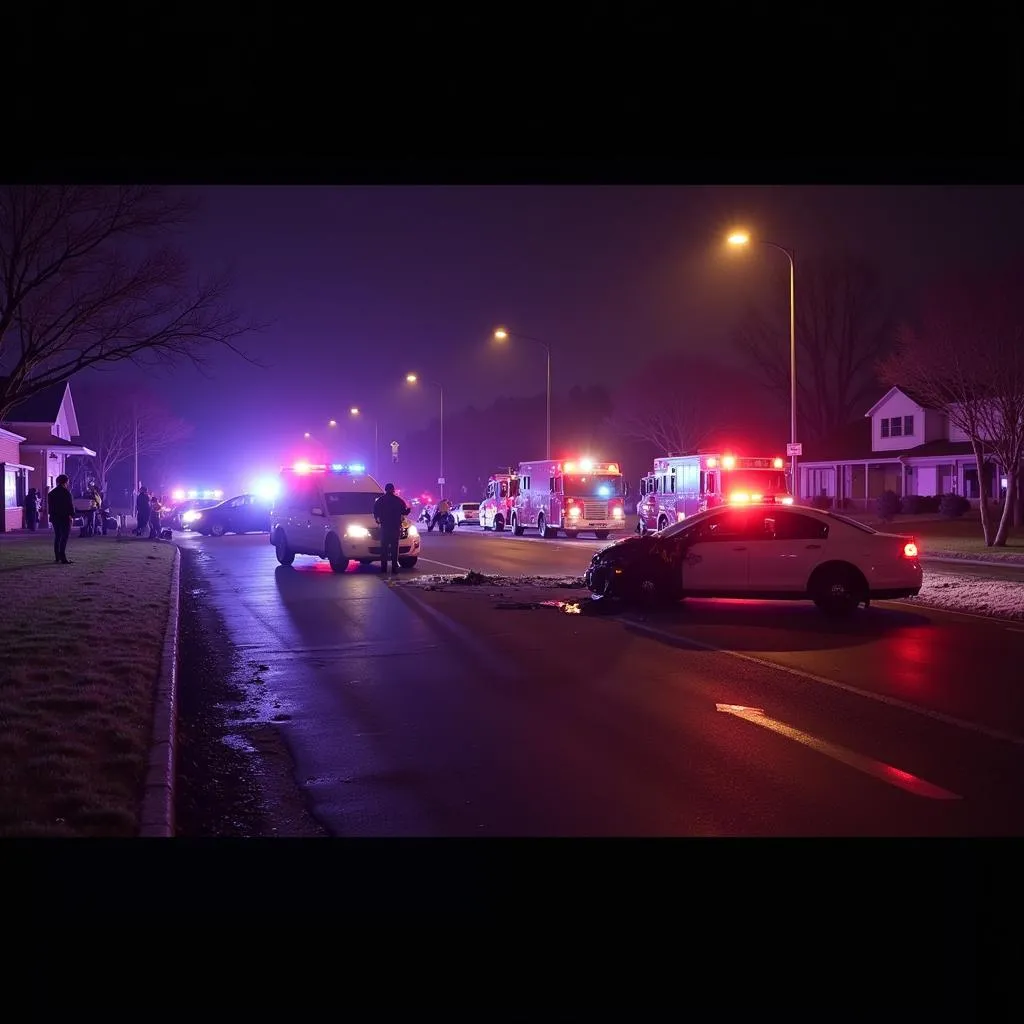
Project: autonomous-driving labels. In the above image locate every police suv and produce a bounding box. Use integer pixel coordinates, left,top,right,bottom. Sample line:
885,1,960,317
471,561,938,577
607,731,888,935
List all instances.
269,462,421,572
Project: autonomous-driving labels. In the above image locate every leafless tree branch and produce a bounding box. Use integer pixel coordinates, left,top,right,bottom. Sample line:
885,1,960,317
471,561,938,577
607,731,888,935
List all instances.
0,186,266,420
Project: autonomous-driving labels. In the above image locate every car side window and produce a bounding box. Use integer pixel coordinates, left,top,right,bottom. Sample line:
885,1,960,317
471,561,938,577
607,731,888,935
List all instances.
227,497,243,508
695,510,748,542
767,511,829,540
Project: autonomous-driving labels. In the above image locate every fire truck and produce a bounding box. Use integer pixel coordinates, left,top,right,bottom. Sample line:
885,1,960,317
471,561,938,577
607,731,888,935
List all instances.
478,468,519,532
510,457,626,539
636,451,793,533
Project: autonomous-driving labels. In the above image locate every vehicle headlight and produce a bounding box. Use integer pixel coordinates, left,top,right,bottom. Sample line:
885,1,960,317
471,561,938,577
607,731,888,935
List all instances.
183,510,202,523
346,525,371,539
407,524,419,537
612,506,624,518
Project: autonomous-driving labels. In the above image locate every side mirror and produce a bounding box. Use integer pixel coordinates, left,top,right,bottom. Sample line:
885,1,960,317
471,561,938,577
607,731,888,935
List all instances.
311,506,324,517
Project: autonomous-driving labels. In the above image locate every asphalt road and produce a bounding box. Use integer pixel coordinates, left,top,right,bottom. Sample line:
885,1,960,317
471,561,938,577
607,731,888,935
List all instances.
175,526,1024,836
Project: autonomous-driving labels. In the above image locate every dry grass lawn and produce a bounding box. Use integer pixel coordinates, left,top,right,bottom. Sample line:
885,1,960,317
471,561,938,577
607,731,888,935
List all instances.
848,513,1024,559
0,534,176,836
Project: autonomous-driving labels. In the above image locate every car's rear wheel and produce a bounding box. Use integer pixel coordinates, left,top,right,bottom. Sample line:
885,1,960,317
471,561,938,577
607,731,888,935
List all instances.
275,533,295,566
512,516,524,535
539,514,555,539
494,515,505,532
811,565,865,617
326,535,348,573
398,556,418,568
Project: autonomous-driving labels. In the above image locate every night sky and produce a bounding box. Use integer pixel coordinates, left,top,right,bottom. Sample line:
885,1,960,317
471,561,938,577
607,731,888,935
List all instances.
80,185,1024,494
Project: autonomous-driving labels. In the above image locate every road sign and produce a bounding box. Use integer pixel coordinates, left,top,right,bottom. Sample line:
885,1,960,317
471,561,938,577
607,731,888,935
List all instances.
438,477,446,485
786,443,802,457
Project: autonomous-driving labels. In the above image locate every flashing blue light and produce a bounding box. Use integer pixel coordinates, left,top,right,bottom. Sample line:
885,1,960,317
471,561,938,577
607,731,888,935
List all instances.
348,463,365,474
331,463,344,471
597,484,612,497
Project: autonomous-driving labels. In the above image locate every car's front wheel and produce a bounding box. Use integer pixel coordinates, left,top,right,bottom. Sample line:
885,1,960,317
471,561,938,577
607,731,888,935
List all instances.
398,556,418,568
326,535,348,573
210,522,226,537
275,533,295,566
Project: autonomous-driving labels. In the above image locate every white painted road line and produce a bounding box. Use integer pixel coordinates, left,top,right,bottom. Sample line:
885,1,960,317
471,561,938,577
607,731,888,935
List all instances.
418,557,474,573
627,618,1024,748
715,704,963,801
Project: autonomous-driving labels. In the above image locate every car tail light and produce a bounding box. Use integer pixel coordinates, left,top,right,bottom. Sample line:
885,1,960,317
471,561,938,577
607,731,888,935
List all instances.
902,539,919,559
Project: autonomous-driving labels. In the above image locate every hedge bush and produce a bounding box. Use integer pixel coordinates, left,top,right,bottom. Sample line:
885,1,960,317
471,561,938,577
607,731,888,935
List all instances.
876,489,901,521
900,494,941,515
939,492,971,518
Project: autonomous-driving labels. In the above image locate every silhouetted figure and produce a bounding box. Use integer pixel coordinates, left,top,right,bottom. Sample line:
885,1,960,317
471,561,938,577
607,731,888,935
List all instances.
47,474,75,564
135,486,150,536
373,483,410,574
23,488,39,531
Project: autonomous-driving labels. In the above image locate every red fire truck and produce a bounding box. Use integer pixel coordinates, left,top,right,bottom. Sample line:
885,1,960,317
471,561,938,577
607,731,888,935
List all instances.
478,468,519,532
511,457,627,539
636,451,793,533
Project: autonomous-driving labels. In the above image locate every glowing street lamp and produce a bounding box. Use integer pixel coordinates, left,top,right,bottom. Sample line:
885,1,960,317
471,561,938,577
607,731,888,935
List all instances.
348,406,380,479
727,229,798,495
405,373,446,499
493,326,552,460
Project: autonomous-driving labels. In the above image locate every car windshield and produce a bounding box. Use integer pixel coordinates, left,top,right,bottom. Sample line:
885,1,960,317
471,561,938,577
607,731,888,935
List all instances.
562,474,623,497
721,469,789,494
826,511,878,534
324,491,384,515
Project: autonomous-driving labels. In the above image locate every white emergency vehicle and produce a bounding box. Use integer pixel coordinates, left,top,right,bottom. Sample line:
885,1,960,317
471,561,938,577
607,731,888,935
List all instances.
510,457,626,540
636,450,792,533
269,462,420,572
478,469,519,532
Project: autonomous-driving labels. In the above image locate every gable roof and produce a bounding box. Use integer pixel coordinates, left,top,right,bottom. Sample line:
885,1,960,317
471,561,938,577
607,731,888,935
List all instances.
0,378,80,435
863,385,939,418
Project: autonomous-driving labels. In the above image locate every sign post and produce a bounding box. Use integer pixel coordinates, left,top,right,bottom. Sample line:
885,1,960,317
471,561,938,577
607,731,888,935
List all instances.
786,442,802,498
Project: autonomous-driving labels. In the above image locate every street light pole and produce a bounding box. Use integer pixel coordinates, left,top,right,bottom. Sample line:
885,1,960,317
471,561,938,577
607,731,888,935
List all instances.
405,375,445,500
493,328,552,460
348,409,381,479
726,233,798,497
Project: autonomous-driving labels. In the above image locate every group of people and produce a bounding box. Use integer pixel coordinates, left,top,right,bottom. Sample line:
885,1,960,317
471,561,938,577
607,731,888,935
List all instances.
134,485,166,538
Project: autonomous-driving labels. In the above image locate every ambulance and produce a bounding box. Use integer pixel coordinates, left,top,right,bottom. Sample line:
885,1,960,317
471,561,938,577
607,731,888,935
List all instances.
636,450,792,533
478,468,519,532
510,457,626,540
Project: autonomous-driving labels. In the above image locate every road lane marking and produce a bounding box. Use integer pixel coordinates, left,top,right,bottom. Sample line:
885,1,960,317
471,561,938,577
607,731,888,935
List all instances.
715,703,962,800
626,618,1024,748
418,557,474,573
875,599,1024,629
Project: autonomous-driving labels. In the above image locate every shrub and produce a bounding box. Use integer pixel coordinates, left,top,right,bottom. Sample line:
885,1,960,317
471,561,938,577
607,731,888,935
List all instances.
939,492,971,518
876,489,901,521
901,494,941,515
810,495,831,510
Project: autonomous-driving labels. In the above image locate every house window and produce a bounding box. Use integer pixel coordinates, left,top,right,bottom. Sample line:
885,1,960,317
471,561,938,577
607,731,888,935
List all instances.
889,416,903,437
880,419,890,438
4,467,26,510
903,415,914,436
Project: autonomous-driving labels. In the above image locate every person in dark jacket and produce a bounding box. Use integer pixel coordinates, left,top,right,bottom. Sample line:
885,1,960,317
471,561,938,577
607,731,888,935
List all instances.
373,483,410,574
135,486,150,536
47,475,75,564
23,488,39,531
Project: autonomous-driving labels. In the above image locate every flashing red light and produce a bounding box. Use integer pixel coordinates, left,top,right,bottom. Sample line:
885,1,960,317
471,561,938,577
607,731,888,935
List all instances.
773,457,784,469
722,455,736,469
903,540,919,559
729,492,750,503
706,457,717,468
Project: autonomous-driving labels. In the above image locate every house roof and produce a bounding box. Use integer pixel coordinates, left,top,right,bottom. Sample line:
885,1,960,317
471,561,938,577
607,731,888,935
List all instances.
863,385,939,418
799,416,983,463
1,378,68,422
0,377,81,437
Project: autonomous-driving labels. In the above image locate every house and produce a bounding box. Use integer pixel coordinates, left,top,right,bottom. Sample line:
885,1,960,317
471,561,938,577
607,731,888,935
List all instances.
796,386,1007,509
0,379,96,531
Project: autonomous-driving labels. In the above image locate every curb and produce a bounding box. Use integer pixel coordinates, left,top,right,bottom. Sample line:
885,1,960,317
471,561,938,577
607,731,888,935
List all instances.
138,544,181,838
923,556,1024,570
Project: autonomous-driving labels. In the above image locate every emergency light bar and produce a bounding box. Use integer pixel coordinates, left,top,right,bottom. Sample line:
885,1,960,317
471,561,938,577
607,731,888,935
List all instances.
561,460,620,474
172,488,223,501
287,461,366,475
704,454,785,470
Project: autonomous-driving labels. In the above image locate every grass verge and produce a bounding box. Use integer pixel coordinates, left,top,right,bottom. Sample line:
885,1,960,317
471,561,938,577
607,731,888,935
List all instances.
846,514,1024,561
0,534,176,836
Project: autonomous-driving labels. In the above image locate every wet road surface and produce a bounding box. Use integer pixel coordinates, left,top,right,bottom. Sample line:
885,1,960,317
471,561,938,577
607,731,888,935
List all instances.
174,528,1024,836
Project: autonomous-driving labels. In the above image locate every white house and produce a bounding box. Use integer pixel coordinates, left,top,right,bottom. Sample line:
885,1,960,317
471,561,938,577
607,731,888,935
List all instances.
797,386,1007,509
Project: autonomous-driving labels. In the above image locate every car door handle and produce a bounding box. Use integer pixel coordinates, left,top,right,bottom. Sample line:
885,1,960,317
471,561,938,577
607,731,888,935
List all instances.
805,543,822,549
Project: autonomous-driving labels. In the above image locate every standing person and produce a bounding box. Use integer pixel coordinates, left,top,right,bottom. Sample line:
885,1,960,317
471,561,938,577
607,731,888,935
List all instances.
430,496,452,533
149,493,163,539
373,483,410,574
135,485,150,537
23,488,39,531
47,474,75,564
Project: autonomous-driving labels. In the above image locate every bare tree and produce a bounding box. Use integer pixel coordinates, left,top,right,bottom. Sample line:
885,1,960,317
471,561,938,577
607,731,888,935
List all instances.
0,186,259,421
611,354,776,454
879,267,1024,546
75,385,192,495
734,252,897,441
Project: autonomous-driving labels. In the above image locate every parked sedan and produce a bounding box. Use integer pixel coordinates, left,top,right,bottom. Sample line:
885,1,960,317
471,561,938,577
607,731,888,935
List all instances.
584,504,922,616
166,497,220,531
453,501,480,527
182,493,271,537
